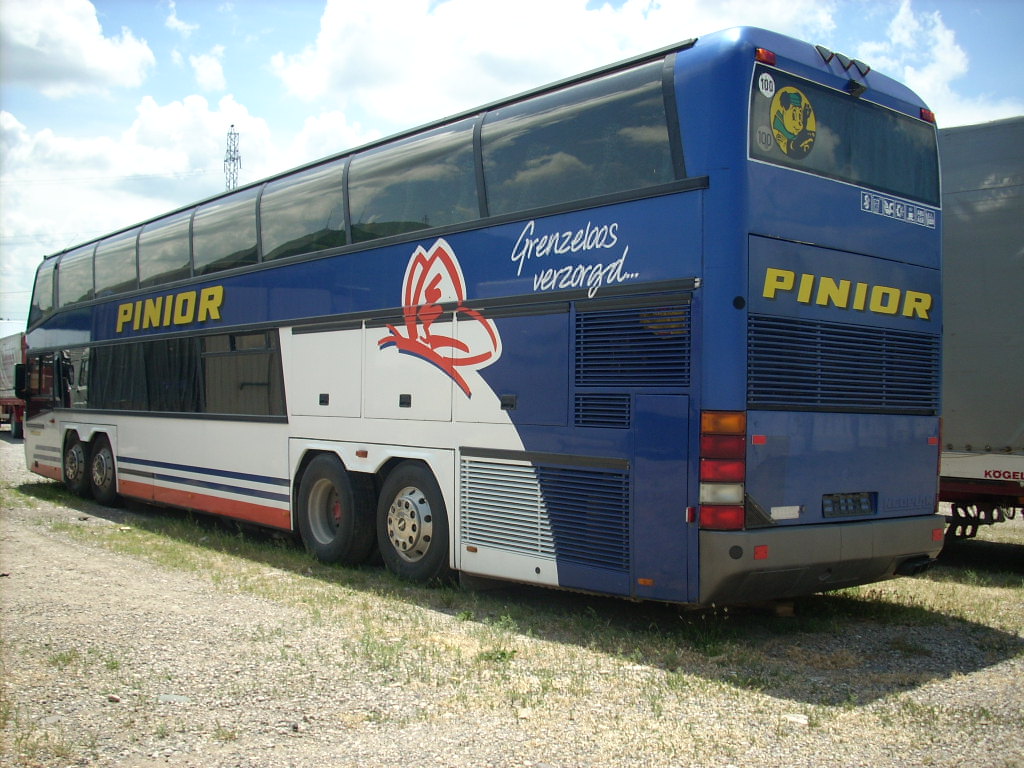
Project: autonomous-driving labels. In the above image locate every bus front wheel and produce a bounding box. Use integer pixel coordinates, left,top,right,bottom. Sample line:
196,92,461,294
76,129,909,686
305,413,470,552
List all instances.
89,435,119,507
63,435,90,498
377,462,451,583
296,454,375,565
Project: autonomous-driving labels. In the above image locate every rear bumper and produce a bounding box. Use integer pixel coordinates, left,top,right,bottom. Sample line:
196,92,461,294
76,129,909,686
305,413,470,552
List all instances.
698,515,944,605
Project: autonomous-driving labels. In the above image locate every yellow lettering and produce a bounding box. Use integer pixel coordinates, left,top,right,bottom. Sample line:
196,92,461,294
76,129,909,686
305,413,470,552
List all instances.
815,277,851,308
796,273,814,303
762,268,794,299
902,290,932,319
142,297,162,329
173,291,196,324
869,286,901,314
197,286,223,322
114,285,226,334
116,303,133,333
852,282,869,311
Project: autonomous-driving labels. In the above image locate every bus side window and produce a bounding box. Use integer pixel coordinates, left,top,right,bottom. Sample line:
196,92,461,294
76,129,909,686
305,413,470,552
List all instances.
261,159,347,261
57,245,96,308
28,260,56,328
482,59,675,216
94,229,140,297
192,187,260,276
140,211,193,288
348,118,478,244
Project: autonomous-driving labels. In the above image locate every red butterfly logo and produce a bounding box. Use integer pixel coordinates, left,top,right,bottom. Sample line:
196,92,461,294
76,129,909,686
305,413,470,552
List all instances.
378,239,501,396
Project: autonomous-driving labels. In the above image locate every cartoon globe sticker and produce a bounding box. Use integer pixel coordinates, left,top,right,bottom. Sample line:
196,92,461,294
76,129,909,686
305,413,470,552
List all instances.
770,86,816,159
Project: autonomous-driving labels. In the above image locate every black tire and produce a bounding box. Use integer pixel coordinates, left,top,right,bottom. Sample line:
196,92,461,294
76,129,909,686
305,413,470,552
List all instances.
377,462,450,583
63,435,90,498
296,454,375,565
89,435,119,506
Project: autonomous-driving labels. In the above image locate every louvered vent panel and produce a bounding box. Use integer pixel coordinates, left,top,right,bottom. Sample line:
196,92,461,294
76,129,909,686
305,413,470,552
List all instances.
460,458,630,572
748,314,941,413
575,302,690,387
574,393,631,428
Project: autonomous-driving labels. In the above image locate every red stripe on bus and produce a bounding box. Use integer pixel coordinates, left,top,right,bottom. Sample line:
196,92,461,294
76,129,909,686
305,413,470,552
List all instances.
34,463,62,481
117,479,291,530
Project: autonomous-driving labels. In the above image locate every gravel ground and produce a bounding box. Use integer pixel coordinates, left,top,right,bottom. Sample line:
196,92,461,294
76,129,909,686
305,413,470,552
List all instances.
2,430,1023,768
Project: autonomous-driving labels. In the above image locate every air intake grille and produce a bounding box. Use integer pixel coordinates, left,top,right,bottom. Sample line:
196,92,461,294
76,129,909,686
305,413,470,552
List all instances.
574,393,631,429
748,314,940,413
460,458,630,572
575,301,690,387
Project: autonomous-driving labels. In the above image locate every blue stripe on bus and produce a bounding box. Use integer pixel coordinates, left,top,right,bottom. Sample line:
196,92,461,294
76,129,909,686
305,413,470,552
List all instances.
117,455,289,487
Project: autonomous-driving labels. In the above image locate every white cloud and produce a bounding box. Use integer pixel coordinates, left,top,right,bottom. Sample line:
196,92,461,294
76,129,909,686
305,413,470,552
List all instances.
854,0,1024,127
190,46,227,92
270,0,840,133
165,0,199,37
0,0,155,97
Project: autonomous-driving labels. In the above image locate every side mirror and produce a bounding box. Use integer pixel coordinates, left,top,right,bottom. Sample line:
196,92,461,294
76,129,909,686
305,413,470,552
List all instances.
14,363,28,400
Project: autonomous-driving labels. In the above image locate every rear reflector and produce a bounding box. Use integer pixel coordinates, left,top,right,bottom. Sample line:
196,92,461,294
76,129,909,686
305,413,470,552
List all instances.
700,505,744,530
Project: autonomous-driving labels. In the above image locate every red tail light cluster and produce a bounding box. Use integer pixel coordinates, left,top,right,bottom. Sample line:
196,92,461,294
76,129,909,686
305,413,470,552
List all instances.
699,411,746,530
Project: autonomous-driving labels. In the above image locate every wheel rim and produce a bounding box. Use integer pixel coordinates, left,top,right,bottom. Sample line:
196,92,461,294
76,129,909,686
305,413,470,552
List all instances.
386,485,433,563
92,447,114,492
308,478,342,544
65,443,85,484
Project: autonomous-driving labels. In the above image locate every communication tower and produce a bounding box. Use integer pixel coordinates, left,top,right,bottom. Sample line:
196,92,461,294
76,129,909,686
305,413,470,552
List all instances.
224,124,241,190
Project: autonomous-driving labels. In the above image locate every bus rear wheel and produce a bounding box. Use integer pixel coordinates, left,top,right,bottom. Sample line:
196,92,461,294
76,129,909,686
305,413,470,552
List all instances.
377,462,450,583
89,435,119,507
297,454,375,565
63,435,90,498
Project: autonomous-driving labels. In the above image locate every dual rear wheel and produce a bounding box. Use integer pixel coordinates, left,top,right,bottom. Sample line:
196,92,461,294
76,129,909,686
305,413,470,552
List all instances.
296,456,449,583
62,433,118,506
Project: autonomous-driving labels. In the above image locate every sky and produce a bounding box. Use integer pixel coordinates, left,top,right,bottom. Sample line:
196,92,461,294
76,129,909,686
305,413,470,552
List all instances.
2,0,1022,338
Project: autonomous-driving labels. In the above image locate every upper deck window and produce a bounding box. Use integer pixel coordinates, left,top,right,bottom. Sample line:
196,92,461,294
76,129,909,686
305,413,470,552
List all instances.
261,159,347,260
482,60,675,216
57,245,96,307
749,64,939,206
140,211,193,288
28,260,55,327
192,187,260,275
94,229,140,297
348,119,477,243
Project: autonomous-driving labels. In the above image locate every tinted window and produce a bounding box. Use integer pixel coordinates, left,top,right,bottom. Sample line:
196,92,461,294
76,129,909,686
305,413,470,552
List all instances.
192,187,260,275
94,229,140,297
749,65,939,206
140,211,193,287
348,119,477,243
28,260,55,327
482,60,675,215
201,331,285,416
76,331,284,416
261,160,347,260
57,245,95,307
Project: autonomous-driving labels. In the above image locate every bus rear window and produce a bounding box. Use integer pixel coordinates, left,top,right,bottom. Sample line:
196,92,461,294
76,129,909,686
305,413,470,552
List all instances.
749,65,939,206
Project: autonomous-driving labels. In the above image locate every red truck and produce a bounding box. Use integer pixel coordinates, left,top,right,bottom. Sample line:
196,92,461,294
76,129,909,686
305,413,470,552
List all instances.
1,332,26,439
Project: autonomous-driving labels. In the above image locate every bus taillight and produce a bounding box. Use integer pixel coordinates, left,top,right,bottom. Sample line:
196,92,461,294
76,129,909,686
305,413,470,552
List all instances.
754,47,776,66
699,411,747,530
920,107,936,123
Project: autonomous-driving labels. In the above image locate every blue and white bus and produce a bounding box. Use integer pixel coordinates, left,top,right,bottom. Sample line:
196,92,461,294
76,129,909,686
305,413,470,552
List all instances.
17,27,944,605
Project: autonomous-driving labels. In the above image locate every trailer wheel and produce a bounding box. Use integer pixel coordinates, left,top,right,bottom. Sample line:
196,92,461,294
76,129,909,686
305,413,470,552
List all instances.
296,454,375,565
377,462,450,583
63,435,90,498
89,435,119,507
